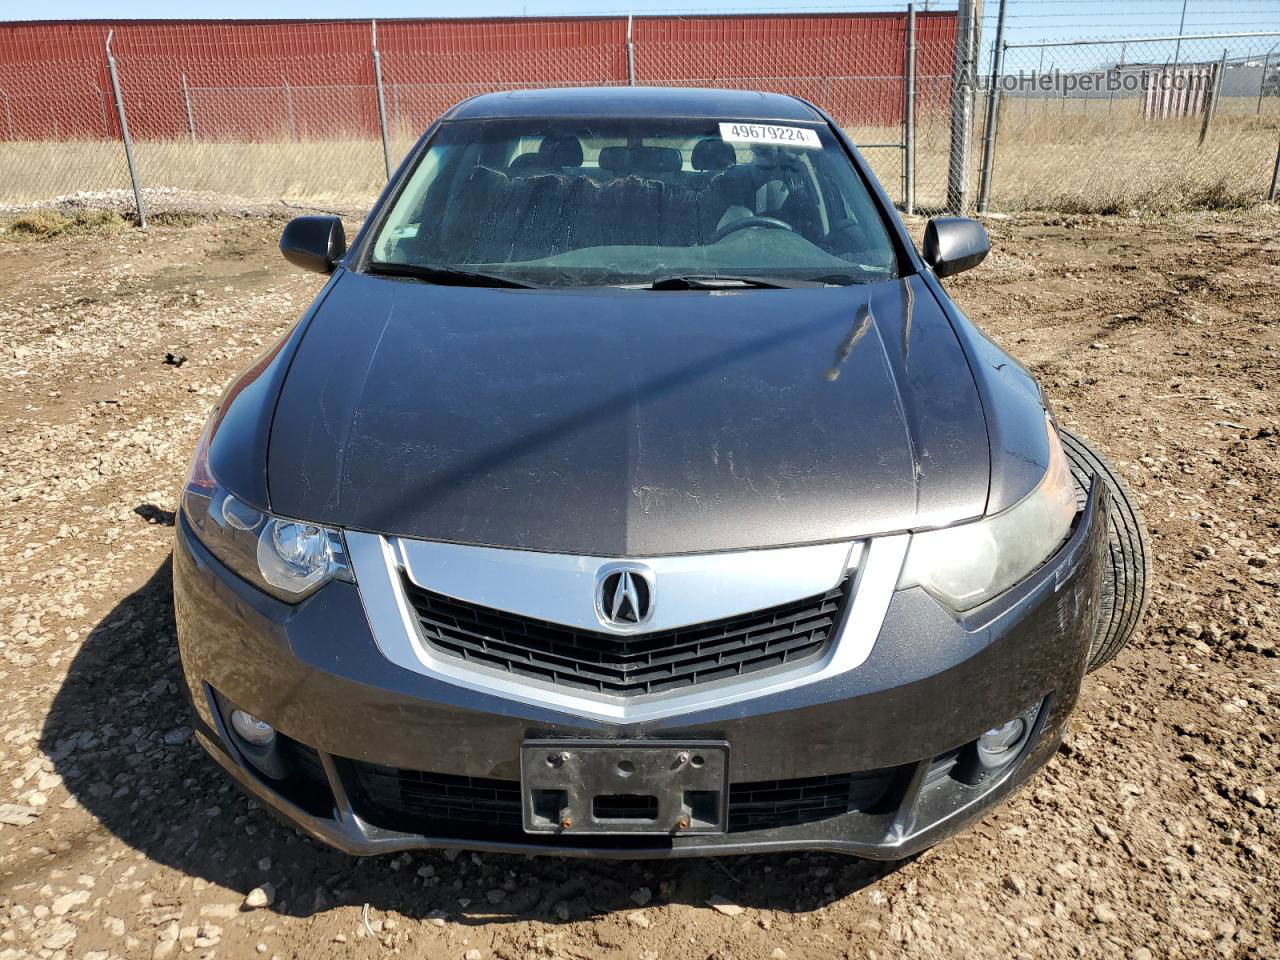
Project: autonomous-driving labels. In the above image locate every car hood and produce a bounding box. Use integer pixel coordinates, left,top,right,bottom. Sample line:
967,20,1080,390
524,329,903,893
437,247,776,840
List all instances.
267,271,990,556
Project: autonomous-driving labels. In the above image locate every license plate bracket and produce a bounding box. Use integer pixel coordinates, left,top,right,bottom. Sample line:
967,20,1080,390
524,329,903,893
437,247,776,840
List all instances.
520,739,730,835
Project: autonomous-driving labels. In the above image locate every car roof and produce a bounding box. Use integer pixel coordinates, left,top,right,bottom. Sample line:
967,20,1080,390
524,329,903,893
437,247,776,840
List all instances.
443,86,825,122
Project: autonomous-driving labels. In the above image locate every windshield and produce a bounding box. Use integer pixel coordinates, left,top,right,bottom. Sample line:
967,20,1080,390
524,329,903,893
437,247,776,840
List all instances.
367,117,899,288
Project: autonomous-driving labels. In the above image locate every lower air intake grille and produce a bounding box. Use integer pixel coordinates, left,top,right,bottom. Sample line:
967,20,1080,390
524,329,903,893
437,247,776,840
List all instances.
728,769,897,831
345,760,894,836
352,761,524,829
400,577,850,698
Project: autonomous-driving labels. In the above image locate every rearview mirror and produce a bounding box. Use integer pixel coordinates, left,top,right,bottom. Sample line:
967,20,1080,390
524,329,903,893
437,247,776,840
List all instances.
280,215,346,274
923,217,990,278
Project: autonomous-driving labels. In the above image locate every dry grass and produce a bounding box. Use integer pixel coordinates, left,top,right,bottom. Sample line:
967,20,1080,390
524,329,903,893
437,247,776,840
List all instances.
0,139,397,209
2,208,126,239
843,95,1279,213
2,100,1276,215
978,106,1279,213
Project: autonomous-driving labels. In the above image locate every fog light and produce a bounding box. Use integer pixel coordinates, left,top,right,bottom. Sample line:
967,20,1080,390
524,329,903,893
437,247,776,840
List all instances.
230,709,276,747
977,718,1026,760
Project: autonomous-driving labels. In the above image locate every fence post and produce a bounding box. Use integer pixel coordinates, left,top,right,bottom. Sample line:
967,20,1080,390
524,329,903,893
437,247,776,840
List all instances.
976,0,1009,214
2,90,13,141
371,20,392,180
903,3,917,215
284,80,297,141
1259,50,1272,115
1109,42,1126,113
1198,49,1227,145
104,31,146,229
946,0,982,213
1270,135,1280,201
626,14,636,86
181,73,196,144
1172,0,1188,72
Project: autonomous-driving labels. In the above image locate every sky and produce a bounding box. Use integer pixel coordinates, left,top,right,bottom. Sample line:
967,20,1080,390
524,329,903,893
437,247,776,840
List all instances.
4,0,1280,49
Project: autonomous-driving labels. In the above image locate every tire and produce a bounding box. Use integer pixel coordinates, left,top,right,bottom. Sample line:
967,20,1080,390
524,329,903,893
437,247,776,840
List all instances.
1059,428,1151,672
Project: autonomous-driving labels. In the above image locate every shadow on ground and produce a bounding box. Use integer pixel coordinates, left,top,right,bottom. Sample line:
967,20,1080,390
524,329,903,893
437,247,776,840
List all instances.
42,554,910,924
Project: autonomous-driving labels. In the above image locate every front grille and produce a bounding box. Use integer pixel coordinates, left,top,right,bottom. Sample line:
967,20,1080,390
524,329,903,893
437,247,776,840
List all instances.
728,770,897,831
345,759,890,836
401,576,850,698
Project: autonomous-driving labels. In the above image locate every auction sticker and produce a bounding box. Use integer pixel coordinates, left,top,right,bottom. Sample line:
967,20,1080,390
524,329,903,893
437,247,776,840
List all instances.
719,122,821,149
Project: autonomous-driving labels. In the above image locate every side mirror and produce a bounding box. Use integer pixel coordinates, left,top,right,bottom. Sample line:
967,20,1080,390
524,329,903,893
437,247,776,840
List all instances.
923,217,990,278
280,215,346,273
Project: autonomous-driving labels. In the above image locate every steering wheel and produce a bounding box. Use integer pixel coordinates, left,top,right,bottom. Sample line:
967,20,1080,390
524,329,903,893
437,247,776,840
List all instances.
713,215,794,243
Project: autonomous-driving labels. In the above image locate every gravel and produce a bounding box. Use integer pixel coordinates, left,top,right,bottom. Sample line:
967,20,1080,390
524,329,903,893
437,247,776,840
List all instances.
0,211,1276,959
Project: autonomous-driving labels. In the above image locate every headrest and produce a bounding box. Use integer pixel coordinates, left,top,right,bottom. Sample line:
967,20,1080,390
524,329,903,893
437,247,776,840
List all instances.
598,145,630,172
537,135,583,168
692,138,736,171
598,145,682,176
506,152,544,175
635,146,682,174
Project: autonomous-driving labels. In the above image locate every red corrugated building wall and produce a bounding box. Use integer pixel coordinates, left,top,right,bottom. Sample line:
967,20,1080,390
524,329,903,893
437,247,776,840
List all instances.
0,14,956,141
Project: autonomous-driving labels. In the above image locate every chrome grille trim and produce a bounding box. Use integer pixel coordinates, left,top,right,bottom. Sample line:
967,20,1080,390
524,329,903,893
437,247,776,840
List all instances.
401,576,850,697
395,537,858,635
346,532,909,723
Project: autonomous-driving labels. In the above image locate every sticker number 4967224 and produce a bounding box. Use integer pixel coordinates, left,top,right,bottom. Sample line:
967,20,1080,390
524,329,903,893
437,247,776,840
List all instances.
718,122,822,149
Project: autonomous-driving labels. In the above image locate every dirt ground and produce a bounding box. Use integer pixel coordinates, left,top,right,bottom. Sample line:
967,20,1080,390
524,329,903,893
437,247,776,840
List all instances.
0,208,1277,960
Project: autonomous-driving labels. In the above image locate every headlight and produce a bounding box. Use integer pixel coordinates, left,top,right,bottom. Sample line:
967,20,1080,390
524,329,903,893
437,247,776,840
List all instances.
180,417,351,602
898,415,1077,610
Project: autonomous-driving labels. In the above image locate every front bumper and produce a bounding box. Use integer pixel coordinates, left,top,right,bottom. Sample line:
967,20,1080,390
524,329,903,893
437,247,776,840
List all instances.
173,484,1107,859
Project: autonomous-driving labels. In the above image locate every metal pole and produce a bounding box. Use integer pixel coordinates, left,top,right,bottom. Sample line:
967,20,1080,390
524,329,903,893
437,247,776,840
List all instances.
1269,135,1280,201
2,91,14,141
904,2,917,215
181,73,196,144
1259,49,1273,115
1172,0,1189,71
1030,47,1044,117
626,14,636,86
1199,49,1226,145
105,31,146,229
371,20,392,179
1110,42,1125,113
284,80,296,141
946,0,981,213
977,0,1009,214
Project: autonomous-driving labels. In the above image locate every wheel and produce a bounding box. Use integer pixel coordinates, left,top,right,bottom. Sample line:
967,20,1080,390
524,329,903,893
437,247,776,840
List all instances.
1059,427,1151,672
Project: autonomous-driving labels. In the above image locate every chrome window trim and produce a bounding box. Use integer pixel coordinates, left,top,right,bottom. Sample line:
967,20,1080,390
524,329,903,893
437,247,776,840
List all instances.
346,532,909,723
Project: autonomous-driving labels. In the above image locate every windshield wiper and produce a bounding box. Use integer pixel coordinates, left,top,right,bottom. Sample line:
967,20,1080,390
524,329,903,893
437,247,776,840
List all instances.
366,261,538,289
646,274,827,290
806,271,884,286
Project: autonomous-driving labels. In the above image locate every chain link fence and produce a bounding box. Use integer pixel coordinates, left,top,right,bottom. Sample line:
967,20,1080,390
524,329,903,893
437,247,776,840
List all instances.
0,13,958,220
977,31,1280,212
4,16,1278,221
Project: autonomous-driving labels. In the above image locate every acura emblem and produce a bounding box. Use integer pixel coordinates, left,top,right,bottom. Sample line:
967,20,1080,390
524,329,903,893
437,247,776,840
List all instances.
596,564,654,628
